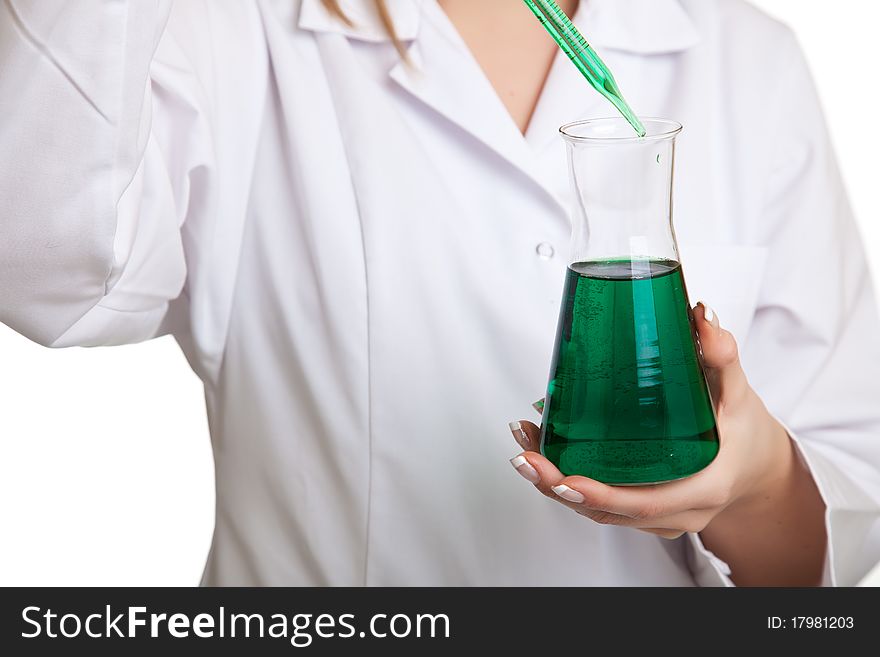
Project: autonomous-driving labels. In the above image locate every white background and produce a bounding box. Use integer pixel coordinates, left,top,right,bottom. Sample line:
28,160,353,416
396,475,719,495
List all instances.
1,0,879,586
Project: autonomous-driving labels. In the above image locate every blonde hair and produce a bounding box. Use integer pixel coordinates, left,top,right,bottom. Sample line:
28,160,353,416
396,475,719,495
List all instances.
320,0,406,57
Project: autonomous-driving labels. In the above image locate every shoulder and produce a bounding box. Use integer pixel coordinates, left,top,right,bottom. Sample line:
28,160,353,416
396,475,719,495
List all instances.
159,0,270,97
164,0,267,44
681,0,792,36
676,0,811,114
679,0,799,57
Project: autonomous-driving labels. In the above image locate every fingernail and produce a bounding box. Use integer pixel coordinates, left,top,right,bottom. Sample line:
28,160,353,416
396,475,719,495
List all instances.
510,455,540,484
552,484,585,503
508,421,531,451
700,302,719,328
532,398,545,414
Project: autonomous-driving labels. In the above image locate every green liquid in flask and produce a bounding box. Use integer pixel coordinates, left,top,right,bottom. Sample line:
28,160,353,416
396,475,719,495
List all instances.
541,259,719,485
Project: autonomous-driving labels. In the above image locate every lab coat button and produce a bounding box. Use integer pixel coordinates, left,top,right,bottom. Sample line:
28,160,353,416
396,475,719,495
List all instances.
535,242,555,260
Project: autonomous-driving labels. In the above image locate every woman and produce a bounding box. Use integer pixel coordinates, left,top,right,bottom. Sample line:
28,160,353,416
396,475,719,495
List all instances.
1,0,878,586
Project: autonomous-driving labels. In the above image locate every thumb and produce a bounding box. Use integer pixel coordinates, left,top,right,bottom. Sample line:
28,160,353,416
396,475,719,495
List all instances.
693,302,750,409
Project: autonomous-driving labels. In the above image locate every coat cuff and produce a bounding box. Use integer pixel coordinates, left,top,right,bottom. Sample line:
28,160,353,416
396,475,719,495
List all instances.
684,532,734,587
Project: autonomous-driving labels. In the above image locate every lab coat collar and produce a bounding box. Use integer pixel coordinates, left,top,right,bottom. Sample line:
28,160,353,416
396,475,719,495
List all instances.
389,1,566,212
298,0,422,43
299,0,700,211
297,0,700,54
584,0,701,54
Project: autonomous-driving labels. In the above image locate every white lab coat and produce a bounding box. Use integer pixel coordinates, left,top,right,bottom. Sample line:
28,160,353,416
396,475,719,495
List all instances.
2,0,879,586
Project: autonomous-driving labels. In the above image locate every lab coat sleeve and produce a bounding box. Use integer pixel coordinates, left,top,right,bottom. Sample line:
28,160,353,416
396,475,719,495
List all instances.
686,33,880,587
0,1,210,347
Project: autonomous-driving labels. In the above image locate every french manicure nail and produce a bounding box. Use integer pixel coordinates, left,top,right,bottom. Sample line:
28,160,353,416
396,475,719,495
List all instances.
510,455,540,484
701,302,718,327
508,421,531,451
552,484,585,503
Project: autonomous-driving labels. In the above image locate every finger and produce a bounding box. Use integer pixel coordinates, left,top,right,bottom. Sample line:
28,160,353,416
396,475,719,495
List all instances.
551,480,718,530
509,453,717,531
520,455,642,525
508,421,533,451
693,302,750,408
571,506,642,527
508,420,541,452
508,451,585,505
631,508,715,533
532,398,545,415
519,420,541,444
521,451,564,492
509,453,541,484
570,506,703,532
550,467,729,520
638,528,686,540
516,449,703,517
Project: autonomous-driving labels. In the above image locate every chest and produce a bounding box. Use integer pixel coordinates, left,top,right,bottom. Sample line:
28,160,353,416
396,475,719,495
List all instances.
197,2,773,387
436,0,581,134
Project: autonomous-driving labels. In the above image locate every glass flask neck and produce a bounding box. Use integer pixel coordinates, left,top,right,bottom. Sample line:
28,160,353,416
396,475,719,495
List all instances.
561,118,682,267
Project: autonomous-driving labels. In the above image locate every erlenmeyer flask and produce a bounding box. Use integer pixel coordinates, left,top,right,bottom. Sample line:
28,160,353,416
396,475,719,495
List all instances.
540,118,719,485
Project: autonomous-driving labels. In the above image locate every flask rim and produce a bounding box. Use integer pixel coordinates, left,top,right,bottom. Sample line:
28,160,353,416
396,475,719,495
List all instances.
560,117,683,144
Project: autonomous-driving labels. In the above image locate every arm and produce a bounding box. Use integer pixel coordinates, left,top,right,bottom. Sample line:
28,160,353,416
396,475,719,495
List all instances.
697,418,826,586
510,305,829,586
688,307,828,586
0,1,198,347
727,29,880,587
507,34,880,586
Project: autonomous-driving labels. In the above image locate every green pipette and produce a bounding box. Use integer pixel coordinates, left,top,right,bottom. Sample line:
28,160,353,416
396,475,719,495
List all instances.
523,0,646,137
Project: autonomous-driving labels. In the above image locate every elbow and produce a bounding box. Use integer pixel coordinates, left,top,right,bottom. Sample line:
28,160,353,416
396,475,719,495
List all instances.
0,265,114,348
1,300,104,348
